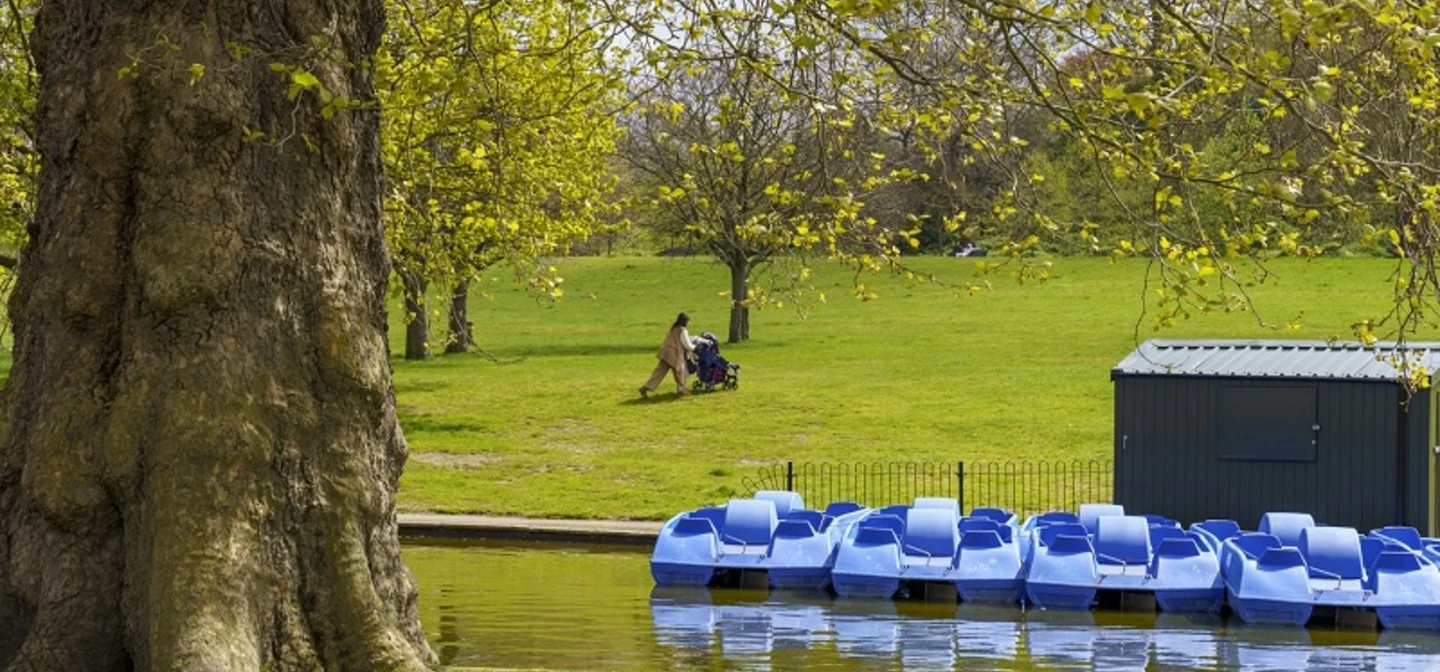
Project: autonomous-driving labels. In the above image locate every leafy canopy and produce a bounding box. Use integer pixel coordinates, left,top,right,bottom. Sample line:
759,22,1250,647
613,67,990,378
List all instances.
0,0,33,262
377,0,623,305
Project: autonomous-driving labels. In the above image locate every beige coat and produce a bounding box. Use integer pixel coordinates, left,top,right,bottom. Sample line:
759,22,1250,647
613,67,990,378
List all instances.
656,326,695,369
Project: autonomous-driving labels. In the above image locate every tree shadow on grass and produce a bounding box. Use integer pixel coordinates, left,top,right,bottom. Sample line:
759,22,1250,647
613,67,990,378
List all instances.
517,343,658,358
394,380,447,395
399,414,490,433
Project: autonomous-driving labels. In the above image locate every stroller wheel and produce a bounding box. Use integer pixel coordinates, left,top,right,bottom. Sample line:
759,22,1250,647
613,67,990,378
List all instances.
692,379,702,391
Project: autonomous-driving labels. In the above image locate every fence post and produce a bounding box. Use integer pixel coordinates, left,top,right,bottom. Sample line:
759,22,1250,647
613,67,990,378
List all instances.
786,461,794,492
957,461,964,511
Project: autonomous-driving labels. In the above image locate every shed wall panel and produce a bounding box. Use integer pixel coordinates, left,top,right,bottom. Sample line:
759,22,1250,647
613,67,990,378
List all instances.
1404,389,1432,533
1114,376,1416,531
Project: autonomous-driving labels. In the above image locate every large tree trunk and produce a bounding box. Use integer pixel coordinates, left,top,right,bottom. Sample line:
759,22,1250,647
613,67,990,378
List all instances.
401,270,429,360
728,260,750,343
444,279,473,355
0,2,433,671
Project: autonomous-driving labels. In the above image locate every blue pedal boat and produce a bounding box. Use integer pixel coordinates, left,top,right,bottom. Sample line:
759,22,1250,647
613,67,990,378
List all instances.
1207,511,1318,624
1017,511,1082,565
953,514,1026,603
1221,513,1440,629
830,498,1024,603
1190,519,1243,553
1024,504,1223,613
1371,526,1440,565
650,491,868,590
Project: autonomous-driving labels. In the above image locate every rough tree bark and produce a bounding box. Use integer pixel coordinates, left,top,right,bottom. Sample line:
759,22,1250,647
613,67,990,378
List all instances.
727,260,750,343
401,269,429,360
444,280,472,355
0,1,434,671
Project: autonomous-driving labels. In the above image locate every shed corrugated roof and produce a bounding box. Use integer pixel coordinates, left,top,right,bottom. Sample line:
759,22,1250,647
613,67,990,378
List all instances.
1112,340,1440,381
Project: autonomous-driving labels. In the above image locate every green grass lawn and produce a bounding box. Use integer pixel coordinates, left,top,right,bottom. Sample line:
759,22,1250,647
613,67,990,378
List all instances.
390,255,1433,520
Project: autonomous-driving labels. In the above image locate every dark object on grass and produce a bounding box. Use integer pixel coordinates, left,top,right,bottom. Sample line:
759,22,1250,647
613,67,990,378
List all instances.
954,242,988,257
687,332,740,392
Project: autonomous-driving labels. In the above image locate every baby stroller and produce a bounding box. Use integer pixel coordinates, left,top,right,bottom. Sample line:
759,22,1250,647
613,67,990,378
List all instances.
688,332,740,392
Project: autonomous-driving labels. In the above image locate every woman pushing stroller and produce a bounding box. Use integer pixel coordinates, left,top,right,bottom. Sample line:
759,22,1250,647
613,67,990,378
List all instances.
639,312,698,398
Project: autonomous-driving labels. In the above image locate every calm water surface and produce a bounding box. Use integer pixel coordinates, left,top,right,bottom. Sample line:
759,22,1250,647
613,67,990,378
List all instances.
403,540,1440,671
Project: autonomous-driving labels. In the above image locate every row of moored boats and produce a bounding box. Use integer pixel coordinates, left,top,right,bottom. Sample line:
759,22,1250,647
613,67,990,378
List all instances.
649,492,1440,629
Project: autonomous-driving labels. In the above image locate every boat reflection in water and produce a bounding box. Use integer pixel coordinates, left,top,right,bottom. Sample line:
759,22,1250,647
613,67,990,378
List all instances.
650,588,1440,671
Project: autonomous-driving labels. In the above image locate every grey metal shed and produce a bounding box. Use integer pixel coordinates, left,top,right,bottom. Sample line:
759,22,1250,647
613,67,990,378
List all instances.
1112,340,1440,534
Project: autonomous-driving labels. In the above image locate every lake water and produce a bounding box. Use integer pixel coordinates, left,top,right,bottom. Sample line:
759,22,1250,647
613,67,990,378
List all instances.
404,540,1440,670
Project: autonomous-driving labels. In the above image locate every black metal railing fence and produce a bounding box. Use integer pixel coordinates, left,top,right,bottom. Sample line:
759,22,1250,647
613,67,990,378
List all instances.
740,459,1113,518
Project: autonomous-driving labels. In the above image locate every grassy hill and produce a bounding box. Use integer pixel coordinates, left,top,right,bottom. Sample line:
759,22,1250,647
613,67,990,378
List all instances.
391,255,1428,519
